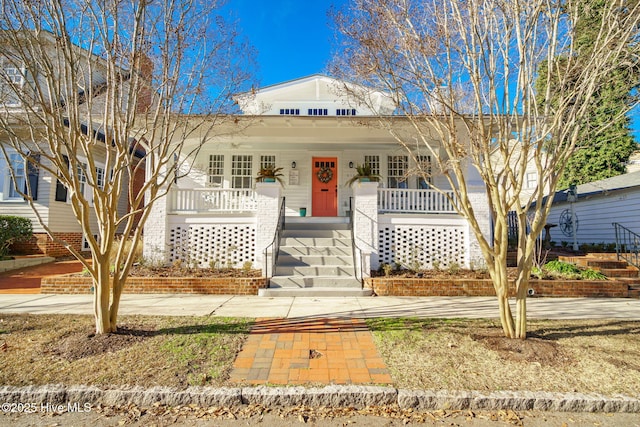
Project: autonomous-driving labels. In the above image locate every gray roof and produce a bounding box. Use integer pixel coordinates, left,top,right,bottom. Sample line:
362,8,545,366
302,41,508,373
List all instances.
552,170,640,203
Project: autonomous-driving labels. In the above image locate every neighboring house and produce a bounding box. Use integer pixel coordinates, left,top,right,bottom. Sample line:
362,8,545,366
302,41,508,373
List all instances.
542,171,640,247
0,32,145,256
143,75,492,287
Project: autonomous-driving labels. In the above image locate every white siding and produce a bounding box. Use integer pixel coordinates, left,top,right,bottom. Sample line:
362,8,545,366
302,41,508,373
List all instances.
547,187,640,245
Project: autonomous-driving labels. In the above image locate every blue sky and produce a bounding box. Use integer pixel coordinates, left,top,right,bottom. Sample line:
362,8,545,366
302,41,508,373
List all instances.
224,0,346,87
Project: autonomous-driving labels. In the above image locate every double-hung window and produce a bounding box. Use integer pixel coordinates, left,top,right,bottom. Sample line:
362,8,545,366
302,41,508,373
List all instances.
208,154,224,187
416,155,432,189
4,152,25,199
387,155,408,188
231,155,253,189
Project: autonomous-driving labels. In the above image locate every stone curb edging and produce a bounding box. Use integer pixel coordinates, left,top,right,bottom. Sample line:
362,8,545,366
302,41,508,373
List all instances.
1,385,639,413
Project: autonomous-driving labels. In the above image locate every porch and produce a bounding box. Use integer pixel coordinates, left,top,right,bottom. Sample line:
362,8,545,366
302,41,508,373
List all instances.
150,184,470,275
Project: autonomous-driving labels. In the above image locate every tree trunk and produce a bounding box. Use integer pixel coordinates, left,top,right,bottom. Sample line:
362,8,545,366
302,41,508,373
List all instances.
94,255,115,334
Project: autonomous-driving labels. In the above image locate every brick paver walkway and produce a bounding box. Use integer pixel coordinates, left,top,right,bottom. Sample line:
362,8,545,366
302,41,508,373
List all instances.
0,259,85,294
230,317,392,385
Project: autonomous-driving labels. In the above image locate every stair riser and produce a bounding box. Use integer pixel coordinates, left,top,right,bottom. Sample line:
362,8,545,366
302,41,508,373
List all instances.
258,288,372,297
279,247,353,256
283,229,351,238
275,266,355,276
281,237,352,247
277,255,354,267
268,277,363,288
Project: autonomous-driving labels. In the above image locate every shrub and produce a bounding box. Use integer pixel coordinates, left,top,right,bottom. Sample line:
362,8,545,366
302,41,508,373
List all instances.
0,216,32,258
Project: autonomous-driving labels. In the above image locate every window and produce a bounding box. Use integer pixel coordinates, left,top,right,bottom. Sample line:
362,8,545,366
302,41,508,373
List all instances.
308,108,328,116
4,153,25,199
231,155,253,189
208,154,224,187
0,59,24,107
526,172,538,189
416,155,432,189
364,155,380,176
55,158,104,203
260,155,276,169
387,155,408,188
279,108,300,115
336,108,356,116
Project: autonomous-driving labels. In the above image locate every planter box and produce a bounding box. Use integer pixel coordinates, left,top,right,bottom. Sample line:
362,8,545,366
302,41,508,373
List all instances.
41,276,268,295
364,278,631,298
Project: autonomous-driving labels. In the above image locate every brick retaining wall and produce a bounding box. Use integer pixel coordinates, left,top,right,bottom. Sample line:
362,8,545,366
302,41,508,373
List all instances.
365,278,631,298
41,276,267,295
42,276,629,298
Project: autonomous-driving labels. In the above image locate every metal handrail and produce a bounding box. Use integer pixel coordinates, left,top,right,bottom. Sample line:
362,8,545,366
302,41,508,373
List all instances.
263,197,286,282
349,197,366,288
613,222,640,269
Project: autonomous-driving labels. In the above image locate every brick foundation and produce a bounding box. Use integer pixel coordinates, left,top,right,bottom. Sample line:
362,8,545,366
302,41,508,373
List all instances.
365,278,631,298
41,276,268,295
11,232,84,257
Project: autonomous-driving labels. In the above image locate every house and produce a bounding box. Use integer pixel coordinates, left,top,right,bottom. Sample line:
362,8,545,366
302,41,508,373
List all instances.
0,31,146,256
143,75,492,294
543,171,640,249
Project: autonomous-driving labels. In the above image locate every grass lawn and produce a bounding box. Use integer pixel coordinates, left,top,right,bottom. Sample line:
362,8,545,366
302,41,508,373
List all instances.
1,314,639,396
367,318,640,395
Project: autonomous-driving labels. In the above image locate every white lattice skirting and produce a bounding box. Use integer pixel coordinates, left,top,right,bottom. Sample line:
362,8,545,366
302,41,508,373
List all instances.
378,225,466,269
169,224,256,268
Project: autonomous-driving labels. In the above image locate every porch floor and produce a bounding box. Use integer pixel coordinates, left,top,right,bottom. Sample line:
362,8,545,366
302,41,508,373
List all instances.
229,317,392,385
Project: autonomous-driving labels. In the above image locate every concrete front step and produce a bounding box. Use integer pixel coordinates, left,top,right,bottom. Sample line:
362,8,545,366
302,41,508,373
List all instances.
279,246,352,256
281,237,352,247
283,229,351,238
268,276,362,288
258,287,373,297
274,265,355,277
265,219,362,298
277,254,354,267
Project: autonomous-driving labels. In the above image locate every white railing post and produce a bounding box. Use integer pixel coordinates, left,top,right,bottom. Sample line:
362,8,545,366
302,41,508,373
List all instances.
353,181,379,276
255,183,281,271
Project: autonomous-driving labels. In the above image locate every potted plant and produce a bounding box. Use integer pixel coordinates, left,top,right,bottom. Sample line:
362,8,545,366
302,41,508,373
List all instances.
256,164,284,185
345,163,381,186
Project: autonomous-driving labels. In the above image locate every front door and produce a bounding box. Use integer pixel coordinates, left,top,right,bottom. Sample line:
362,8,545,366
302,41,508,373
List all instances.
312,157,338,216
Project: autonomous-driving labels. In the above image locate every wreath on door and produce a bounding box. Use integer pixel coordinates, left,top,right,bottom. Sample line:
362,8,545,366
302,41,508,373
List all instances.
316,167,333,183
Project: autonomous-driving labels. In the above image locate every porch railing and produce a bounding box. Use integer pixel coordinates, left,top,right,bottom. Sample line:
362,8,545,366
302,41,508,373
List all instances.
613,222,640,269
377,189,456,213
168,188,257,213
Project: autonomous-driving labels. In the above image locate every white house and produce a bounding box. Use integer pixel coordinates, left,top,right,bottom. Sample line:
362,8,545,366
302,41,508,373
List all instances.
143,75,491,295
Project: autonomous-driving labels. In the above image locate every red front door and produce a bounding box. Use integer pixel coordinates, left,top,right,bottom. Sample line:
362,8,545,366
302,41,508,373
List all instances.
312,157,338,216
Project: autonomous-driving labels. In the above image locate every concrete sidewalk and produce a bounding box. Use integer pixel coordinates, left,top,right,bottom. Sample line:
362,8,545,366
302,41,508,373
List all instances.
1,294,640,319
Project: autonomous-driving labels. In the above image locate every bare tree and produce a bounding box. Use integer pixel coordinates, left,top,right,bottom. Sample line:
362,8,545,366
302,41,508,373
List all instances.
332,0,640,338
0,0,256,334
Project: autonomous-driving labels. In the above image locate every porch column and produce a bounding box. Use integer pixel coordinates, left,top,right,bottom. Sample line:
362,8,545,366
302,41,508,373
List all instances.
464,155,492,268
352,181,379,277
143,188,170,266
255,182,282,272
